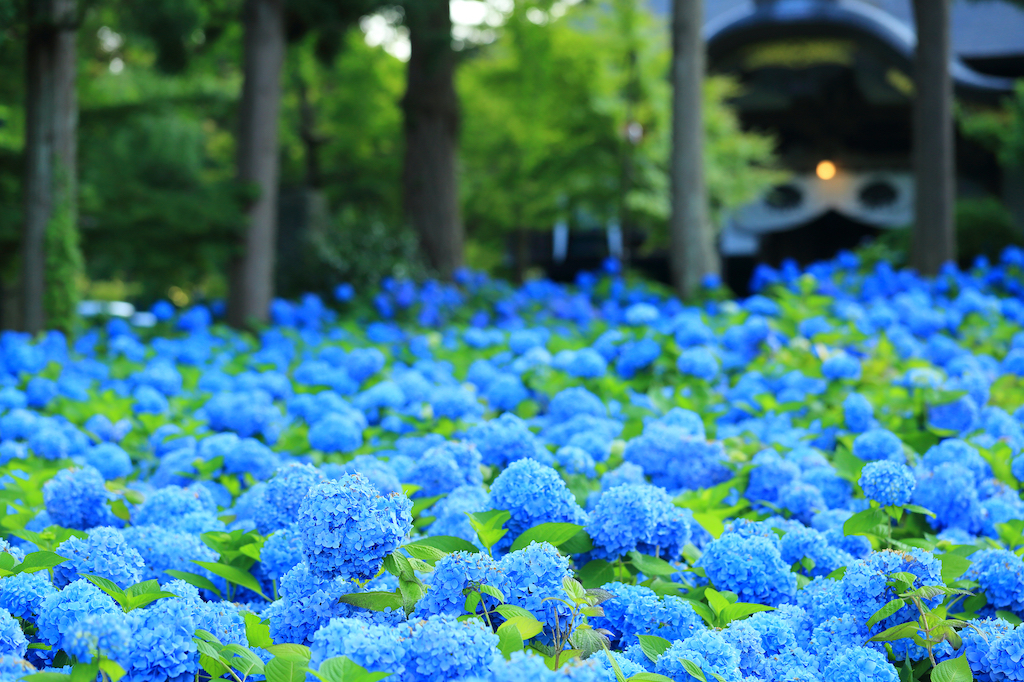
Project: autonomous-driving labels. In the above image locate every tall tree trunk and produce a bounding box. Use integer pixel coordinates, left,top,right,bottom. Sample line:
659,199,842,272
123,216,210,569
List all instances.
402,0,463,279
228,0,285,327
22,0,80,334
911,0,955,274
670,0,716,299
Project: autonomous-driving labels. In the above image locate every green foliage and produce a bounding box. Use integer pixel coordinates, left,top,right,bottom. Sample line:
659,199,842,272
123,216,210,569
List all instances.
80,575,179,612
960,80,1024,171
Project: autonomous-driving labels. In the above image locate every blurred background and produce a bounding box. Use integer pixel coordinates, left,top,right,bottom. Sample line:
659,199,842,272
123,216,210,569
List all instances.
1,0,1024,330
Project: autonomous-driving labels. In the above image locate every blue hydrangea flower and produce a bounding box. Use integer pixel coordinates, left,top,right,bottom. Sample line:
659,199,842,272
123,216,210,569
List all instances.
499,541,573,632
43,466,117,530
566,349,608,378
297,475,412,579
427,485,490,544
623,425,729,492
821,354,861,381
83,442,133,480
415,551,510,618
344,348,386,384
654,629,742,682
122,594,200,681
843,393,876,433
465,413,552,468
547,388,606,424
615,339,662,379
121,524,219,582
821,646,898,682
254,463,326,533
0,609,26,658
962,550,1024,617
0,571,57,619
859,461,916,507
64,611,130,663
134,485,216,527
555,446,597,477
488,459,586,553
591,582,703,648
928,395,980,434
484,374,529,412
308,414,364,453
409,442,483,498
852,430,905,463
697,533,797,607
36,580,121,652
260,525,305,582
587,484,686,560
677,347,720,381
53,527,145,589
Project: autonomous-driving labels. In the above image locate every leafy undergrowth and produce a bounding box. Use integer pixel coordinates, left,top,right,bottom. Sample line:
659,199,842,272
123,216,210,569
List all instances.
4,252,1024,682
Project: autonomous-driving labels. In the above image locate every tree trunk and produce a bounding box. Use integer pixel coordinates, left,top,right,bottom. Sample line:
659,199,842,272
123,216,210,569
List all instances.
669,0,716,299
911,0,955,274
228,0,285,327
22,0,80,334
402,0,463,279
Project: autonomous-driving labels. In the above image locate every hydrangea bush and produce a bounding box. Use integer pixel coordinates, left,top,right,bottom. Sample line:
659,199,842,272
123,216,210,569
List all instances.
2,250,1024,681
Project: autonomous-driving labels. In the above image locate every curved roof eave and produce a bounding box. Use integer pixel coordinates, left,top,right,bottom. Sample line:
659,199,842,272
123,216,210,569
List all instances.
704,0,1015,99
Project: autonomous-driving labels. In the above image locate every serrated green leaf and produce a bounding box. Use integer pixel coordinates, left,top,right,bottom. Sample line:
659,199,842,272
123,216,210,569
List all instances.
704,588,730,617
495,604,533,620
867,621,920,643
628,674,675,682
244,611,274,649
266,644,312,661
81,574,129,610
626,551,676,577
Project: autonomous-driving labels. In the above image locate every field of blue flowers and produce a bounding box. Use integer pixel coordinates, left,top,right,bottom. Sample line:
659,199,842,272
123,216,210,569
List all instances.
1,251,1024,682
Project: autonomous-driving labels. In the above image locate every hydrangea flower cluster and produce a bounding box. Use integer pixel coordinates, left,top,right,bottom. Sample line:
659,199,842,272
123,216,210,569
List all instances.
4,249,1024,681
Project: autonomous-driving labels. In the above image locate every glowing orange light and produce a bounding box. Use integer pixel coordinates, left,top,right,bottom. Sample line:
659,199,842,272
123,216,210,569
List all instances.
816,160,837,180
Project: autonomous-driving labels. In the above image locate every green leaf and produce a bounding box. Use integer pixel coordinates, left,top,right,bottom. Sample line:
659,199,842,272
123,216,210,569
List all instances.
495,604,533,620
577,560,616,589
866,599,906,628
316,656,392,682
685,599,716,627
337,591,403,612
637,634,672,663
265,656,310,682
826,566,848,580
81,574,129,610
223,644,268,677
479,583,505,602
867,622,921,643
930,655,973,682
704,588,730,617
680,659,707,682
467,510,511,551
16,551,67,574
163,569,221,597
843,508,889,537
109,498,132,522
996,610,1023,626
509,523,585,553
497,616,544,640
402,543,447,564
938,554,972,584
562,576,588,605
902,504,936,518
719,602,774,624
403,536,478,554
627,674,675,682
126,591,178,611
266,644,312,661
194,560,268,600
559,530,594,555
24,674,71,682
626,551,677,577
497,625,524,659
690,513,724,539
70,661,100,682
832,446,866,482
244,611,274,649
98,660,126,682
